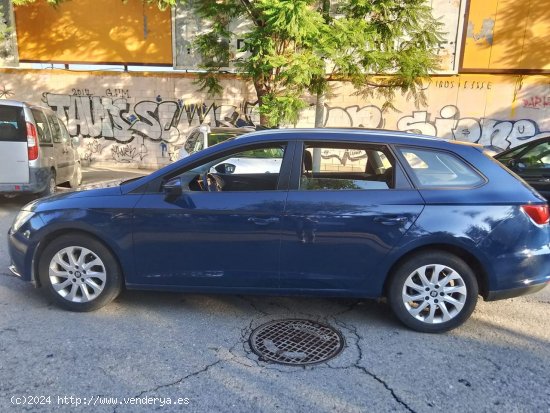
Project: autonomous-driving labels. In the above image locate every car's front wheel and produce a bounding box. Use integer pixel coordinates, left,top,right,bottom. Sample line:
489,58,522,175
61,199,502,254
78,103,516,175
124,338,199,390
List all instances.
38,234,122,311
388,251,478,333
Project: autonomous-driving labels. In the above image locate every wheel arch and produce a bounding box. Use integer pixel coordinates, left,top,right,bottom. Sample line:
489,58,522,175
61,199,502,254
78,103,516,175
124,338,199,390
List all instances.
382,243,489,299
32,228,125,288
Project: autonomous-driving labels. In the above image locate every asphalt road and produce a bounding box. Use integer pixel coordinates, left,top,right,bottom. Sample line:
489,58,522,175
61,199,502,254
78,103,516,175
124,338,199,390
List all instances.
0,178,549,413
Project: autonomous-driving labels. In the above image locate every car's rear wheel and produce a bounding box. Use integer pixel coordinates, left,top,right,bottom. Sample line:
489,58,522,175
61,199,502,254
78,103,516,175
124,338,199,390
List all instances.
38,234,122,311
388,251,478,333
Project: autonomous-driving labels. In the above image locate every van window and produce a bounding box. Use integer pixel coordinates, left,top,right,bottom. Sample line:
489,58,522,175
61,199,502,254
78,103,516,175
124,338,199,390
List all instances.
0,106,25,142
46,113,62,143
58,118,72,145
31,109,53,144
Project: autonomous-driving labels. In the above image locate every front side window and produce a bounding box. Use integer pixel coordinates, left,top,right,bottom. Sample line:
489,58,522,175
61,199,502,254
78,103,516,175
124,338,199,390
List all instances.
399,147,484,188
300,143,395,190
171,143,286,192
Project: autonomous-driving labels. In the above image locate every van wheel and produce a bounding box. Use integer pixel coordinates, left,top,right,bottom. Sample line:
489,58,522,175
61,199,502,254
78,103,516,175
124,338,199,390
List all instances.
40,170,57,197
387,251,478,333
38,234,122,311
70,163,82,188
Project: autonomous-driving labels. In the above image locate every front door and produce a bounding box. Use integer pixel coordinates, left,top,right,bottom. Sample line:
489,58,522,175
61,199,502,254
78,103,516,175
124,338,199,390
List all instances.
280,141,424,294
131,141,294,290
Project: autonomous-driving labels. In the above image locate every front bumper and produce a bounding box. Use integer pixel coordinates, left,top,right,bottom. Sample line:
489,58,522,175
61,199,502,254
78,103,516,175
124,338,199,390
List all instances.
7,228,38,284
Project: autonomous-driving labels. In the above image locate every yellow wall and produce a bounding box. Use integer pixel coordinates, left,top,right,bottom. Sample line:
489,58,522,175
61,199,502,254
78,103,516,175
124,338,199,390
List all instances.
14,0,172,65
463,0,550,72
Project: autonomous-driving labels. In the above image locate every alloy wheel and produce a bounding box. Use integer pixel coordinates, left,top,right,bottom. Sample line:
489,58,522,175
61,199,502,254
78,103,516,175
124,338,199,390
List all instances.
401,264,467,324
48,246,107,303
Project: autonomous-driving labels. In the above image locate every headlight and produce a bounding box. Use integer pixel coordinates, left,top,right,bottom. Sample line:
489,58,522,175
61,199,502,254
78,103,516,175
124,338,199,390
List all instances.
12,210,35,233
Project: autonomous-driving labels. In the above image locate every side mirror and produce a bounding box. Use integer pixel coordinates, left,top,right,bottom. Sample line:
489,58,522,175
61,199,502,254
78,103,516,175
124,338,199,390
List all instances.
72,136,80,146
163,177,183,198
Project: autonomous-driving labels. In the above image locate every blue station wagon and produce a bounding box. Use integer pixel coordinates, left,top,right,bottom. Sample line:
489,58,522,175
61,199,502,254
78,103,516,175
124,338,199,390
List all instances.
8,129,550,333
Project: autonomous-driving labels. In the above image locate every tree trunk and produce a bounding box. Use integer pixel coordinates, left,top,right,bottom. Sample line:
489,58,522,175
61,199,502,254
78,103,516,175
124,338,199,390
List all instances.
314,91,325,128
253,80,269,127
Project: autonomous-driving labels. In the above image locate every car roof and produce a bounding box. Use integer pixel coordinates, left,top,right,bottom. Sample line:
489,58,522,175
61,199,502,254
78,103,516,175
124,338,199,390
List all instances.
234,128,482,149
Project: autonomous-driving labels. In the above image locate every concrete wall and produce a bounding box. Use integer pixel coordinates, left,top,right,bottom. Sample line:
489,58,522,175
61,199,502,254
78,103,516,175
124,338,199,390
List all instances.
1,69,549,169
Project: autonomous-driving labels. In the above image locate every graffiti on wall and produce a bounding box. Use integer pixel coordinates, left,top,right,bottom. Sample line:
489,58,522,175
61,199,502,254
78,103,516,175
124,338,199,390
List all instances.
41,90,260,165
396,105,541,149
31,74,550,167
323,103,546,151
42,91,259,145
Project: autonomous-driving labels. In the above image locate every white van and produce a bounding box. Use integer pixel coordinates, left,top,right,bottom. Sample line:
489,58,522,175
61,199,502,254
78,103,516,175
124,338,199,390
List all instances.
0,100,82,197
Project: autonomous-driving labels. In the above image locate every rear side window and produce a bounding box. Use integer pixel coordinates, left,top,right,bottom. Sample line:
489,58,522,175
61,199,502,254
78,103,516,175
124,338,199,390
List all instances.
300,143,396,190
399,147,484,188
31,109,52,144
0,106,25,142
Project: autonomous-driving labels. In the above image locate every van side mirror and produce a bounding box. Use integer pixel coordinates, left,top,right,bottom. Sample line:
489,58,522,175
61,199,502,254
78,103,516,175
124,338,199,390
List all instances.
163,177,183,198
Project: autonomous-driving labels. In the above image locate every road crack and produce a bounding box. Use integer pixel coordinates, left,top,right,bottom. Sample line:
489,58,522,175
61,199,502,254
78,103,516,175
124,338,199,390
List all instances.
113,359,223,413
334,319,416,413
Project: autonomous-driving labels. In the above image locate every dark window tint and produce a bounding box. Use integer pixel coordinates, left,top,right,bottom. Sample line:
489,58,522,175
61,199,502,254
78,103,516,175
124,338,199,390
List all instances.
300,144,395,190
0,106,25,142
399,147,484,188
31,109,52,144
515,141,550,168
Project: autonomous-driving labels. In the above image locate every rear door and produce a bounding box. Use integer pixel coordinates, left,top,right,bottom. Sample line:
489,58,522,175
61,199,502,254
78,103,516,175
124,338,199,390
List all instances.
0,105,29,184
280,140,425,294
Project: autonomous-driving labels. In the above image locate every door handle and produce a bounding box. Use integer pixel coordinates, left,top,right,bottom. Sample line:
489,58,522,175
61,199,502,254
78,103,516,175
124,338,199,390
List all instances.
373,216,408,225
248,217,280,226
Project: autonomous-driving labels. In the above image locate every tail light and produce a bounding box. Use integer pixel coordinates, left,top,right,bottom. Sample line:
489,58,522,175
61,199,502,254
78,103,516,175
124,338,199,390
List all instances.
26,122,39,161
521,204,550,225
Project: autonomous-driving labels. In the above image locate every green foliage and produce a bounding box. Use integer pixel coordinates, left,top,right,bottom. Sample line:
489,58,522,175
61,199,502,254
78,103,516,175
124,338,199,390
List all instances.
259,93,308,127
188,0,444,126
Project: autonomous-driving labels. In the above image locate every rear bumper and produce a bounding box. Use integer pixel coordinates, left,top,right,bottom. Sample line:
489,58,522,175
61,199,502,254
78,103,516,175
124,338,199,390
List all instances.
0,166,51,194
486,280,548,301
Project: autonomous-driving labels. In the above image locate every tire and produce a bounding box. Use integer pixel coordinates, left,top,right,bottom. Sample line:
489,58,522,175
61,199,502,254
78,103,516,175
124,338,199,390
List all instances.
40,170,57,197
38,233,123,312
387,251,478,333
69,162,82,188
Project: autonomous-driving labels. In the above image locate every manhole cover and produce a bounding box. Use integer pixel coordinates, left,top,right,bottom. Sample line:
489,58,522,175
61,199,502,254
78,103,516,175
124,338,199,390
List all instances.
249,319,345,366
